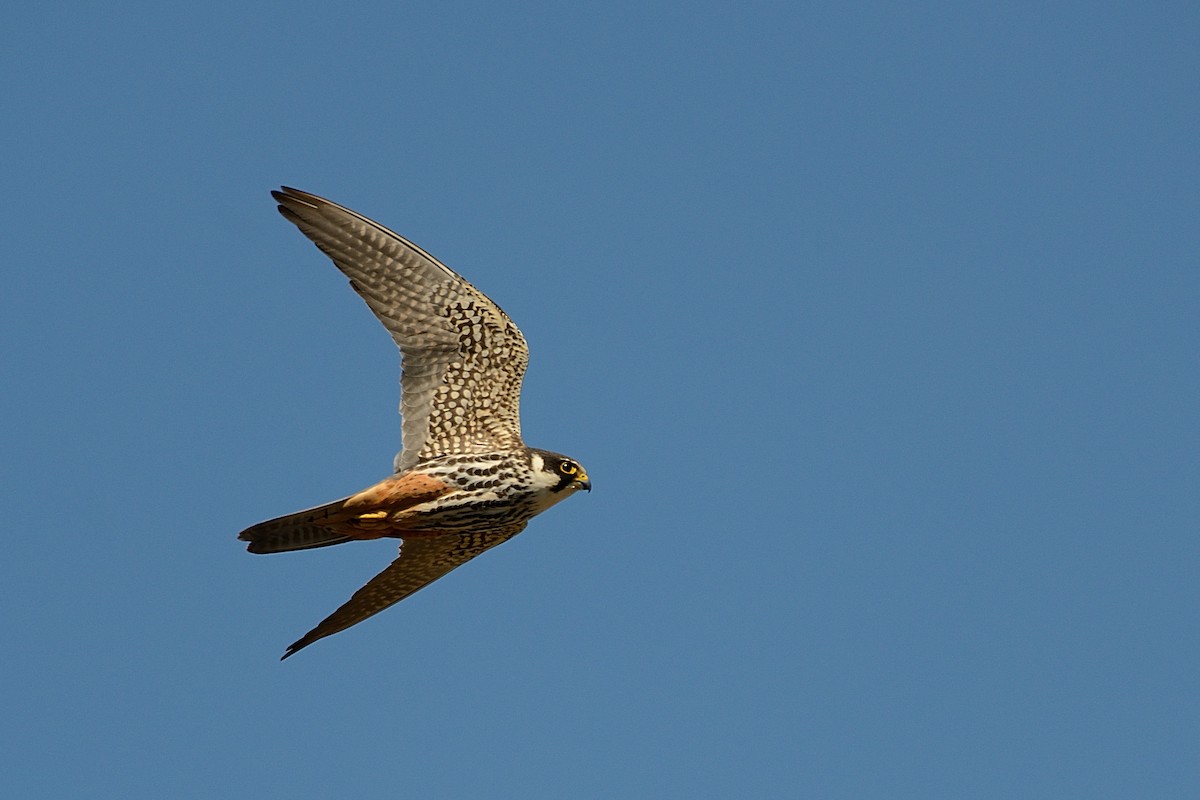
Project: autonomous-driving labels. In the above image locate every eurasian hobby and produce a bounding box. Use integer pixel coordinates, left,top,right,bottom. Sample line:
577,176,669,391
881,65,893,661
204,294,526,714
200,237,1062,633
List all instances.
239,188,590,659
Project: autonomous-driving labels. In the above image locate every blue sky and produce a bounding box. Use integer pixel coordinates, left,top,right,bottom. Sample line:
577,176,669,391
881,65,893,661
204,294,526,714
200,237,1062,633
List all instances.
2,2,1196,797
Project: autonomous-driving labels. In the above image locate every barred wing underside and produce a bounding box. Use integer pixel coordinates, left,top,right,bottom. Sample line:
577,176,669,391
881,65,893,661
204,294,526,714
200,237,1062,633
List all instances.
281,526,525,659
272,187,529,472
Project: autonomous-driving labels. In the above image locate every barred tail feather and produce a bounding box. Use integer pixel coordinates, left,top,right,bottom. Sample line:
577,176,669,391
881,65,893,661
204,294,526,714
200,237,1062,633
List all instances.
238,497,355,554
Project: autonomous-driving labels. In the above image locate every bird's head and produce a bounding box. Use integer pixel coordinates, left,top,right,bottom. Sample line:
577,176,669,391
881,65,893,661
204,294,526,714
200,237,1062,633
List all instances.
528,449,591,496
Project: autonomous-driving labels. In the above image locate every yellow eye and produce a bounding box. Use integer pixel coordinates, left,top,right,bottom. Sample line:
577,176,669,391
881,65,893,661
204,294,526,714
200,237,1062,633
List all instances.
559,461,577,475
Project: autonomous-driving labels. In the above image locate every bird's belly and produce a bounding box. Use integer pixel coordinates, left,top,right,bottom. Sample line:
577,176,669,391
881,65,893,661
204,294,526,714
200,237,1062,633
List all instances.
398,490,535,532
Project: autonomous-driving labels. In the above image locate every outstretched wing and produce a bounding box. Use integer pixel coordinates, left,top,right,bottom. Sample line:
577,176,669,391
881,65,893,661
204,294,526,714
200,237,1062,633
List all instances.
281,527,525,659
272,187,529,471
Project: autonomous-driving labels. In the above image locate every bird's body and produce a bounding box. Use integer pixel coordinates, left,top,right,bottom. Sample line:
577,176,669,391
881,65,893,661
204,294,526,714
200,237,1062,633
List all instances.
239,188,589,659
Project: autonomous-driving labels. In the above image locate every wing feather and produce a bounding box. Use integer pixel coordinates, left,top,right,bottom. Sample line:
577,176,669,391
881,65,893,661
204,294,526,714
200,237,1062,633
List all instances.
272,187,529,471
280,526,524,659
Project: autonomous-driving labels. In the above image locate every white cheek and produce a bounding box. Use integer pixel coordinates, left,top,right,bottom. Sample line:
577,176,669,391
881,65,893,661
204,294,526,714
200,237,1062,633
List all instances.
530,468,559,491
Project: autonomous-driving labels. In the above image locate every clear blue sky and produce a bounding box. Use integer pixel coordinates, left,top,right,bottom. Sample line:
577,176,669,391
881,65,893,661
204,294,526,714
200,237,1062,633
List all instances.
2,2,1196,797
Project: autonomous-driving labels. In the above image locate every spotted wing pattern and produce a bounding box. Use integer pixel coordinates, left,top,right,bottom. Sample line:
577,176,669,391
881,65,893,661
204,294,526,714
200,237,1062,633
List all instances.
282,526,526,659
272,187,529,472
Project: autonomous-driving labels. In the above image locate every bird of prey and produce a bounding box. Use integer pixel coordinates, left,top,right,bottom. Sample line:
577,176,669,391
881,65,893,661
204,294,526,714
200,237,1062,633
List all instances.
239,187,590,659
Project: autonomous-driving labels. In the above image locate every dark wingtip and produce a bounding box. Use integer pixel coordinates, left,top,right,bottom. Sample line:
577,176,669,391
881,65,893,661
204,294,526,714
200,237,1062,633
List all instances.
272,186,321,221
280,639,307,661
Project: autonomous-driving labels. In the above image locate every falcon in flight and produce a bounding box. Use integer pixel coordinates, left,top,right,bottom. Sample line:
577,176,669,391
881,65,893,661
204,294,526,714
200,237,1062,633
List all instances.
239,187,590,659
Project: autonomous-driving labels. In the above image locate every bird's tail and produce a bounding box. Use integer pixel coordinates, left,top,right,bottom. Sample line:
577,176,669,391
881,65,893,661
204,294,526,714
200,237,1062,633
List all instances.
238,497,356,554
